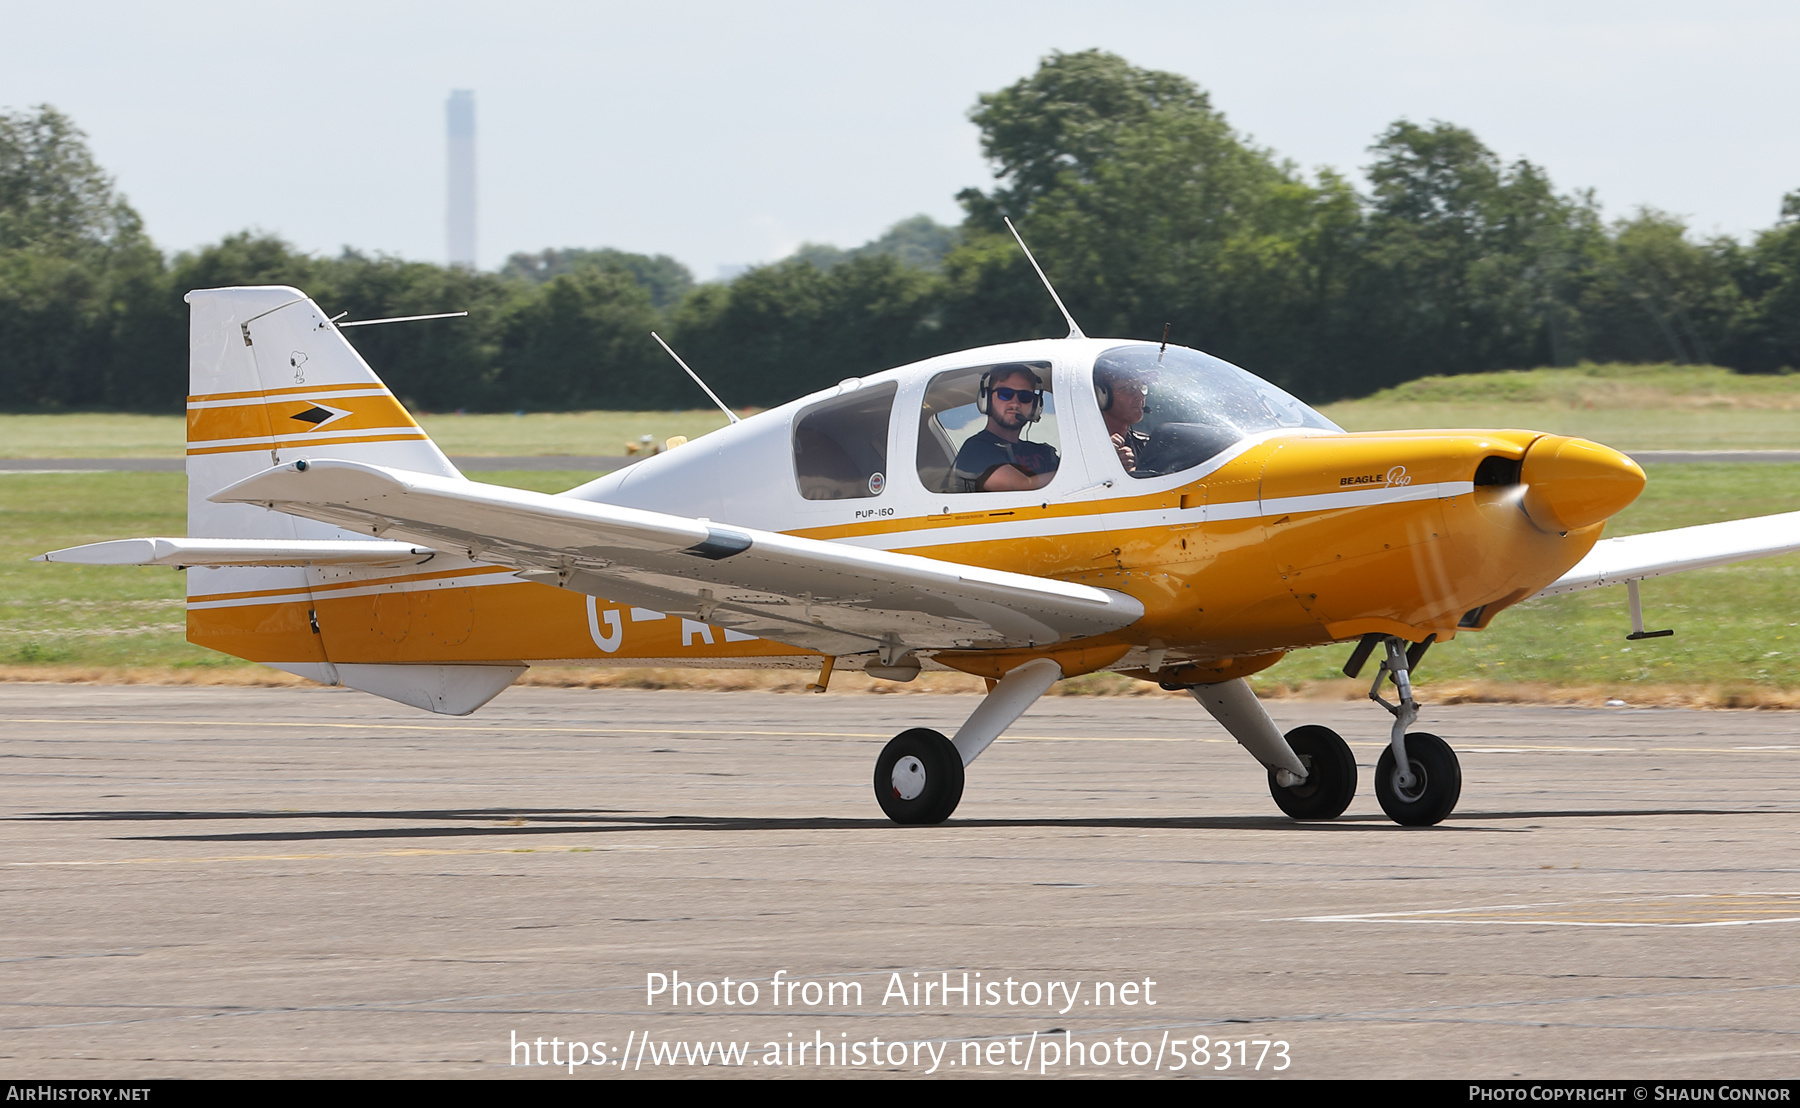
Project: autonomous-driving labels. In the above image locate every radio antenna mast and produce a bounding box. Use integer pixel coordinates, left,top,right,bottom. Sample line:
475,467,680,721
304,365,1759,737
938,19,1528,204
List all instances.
338,311,468,328
651,332,739,424
1004,216,1085,340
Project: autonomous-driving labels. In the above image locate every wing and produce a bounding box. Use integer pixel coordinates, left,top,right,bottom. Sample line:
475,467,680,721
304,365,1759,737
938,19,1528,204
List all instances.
1535,510,1800,596
210,459,1145,656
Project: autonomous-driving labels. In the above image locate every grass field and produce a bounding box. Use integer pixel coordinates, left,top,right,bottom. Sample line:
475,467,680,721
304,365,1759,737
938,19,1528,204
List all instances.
5,363,1800,458
5,461,1798,699
1320,363,1800,451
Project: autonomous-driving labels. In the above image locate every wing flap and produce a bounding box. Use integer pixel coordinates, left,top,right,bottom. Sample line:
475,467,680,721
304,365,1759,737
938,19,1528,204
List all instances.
211,459,1145,653
1536,511,1800,596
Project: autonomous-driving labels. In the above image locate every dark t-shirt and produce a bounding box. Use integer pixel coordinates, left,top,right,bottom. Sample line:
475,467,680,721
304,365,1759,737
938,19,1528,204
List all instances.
952,428,1061,492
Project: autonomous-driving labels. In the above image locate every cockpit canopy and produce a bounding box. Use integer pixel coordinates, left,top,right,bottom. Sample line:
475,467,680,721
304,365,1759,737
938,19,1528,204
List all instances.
1094,343,1340,478
581,337,1345,523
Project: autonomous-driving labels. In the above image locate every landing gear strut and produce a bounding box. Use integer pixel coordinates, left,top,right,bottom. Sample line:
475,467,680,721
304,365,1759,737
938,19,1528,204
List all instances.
1365,635,1462,826
1187,678,1350,819
871,657,1063,825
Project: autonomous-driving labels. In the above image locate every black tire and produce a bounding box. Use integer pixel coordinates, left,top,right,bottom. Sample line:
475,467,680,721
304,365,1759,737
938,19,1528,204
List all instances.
1267,724,1357,820
873,728,965,825
1374,731,1462,826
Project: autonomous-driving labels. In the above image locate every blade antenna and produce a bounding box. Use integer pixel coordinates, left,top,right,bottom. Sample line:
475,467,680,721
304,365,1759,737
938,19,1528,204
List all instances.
651,332,739,424
1004,216,1086,340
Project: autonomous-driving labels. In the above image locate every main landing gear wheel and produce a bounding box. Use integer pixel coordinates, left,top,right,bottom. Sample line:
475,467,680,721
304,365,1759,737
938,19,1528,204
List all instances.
1267,725,1357,820
1374,731,1462,826
874,728,965,825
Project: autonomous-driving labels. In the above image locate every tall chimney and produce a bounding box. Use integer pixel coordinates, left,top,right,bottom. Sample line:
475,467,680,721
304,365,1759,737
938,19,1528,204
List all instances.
446,90,476,268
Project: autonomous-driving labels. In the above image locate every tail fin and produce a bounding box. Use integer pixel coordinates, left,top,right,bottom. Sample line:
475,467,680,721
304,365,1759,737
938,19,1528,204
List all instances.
183,286,521,715
185,285,459,539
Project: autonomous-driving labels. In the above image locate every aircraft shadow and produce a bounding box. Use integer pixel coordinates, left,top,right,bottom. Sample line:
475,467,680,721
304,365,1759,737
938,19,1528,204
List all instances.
15,805,1763,844
15,806,1413,840
1447,807,1768,821
19,807,631,824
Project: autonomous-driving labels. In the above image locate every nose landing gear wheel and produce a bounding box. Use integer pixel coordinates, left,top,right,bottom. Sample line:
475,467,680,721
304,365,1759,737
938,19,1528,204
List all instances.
1374,731,1462,826
874,728,965,825
1267,724,1357,820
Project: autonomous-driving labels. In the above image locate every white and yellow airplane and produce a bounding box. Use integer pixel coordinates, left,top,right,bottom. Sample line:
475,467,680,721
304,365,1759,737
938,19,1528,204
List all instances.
37,280,1800,827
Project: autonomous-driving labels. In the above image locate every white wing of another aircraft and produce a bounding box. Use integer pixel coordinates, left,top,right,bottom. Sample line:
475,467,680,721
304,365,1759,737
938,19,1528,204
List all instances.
210,458,1146,657
1535,510,1800,596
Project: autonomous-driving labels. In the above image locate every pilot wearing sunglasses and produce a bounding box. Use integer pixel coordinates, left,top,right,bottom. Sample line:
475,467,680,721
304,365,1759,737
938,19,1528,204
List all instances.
952,364,1060,492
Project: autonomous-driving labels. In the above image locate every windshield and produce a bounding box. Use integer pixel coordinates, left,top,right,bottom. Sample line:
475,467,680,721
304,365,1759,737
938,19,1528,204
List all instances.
1093,344,1340,478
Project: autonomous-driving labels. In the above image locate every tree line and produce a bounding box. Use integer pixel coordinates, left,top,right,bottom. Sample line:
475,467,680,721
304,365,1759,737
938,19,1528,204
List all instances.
3,50,1797,415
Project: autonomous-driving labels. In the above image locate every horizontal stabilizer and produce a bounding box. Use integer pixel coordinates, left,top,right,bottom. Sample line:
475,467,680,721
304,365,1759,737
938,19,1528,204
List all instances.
211,458,1145,655
1535,510,1800,596
34,537,436,568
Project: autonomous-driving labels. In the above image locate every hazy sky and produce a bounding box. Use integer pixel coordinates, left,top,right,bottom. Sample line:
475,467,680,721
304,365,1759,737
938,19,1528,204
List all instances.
4,1,1795,277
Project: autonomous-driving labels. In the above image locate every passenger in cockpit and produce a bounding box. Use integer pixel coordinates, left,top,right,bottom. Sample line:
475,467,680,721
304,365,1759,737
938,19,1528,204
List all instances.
1095,362,1154,473
952,364,1060,492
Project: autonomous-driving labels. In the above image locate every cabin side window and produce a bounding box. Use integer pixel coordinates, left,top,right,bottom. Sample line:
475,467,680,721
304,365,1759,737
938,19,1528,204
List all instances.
915,361,1060,494
792,383,897,500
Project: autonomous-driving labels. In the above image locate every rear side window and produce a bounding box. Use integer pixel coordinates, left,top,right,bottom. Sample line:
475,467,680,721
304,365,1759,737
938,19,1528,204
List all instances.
792,382,897,500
